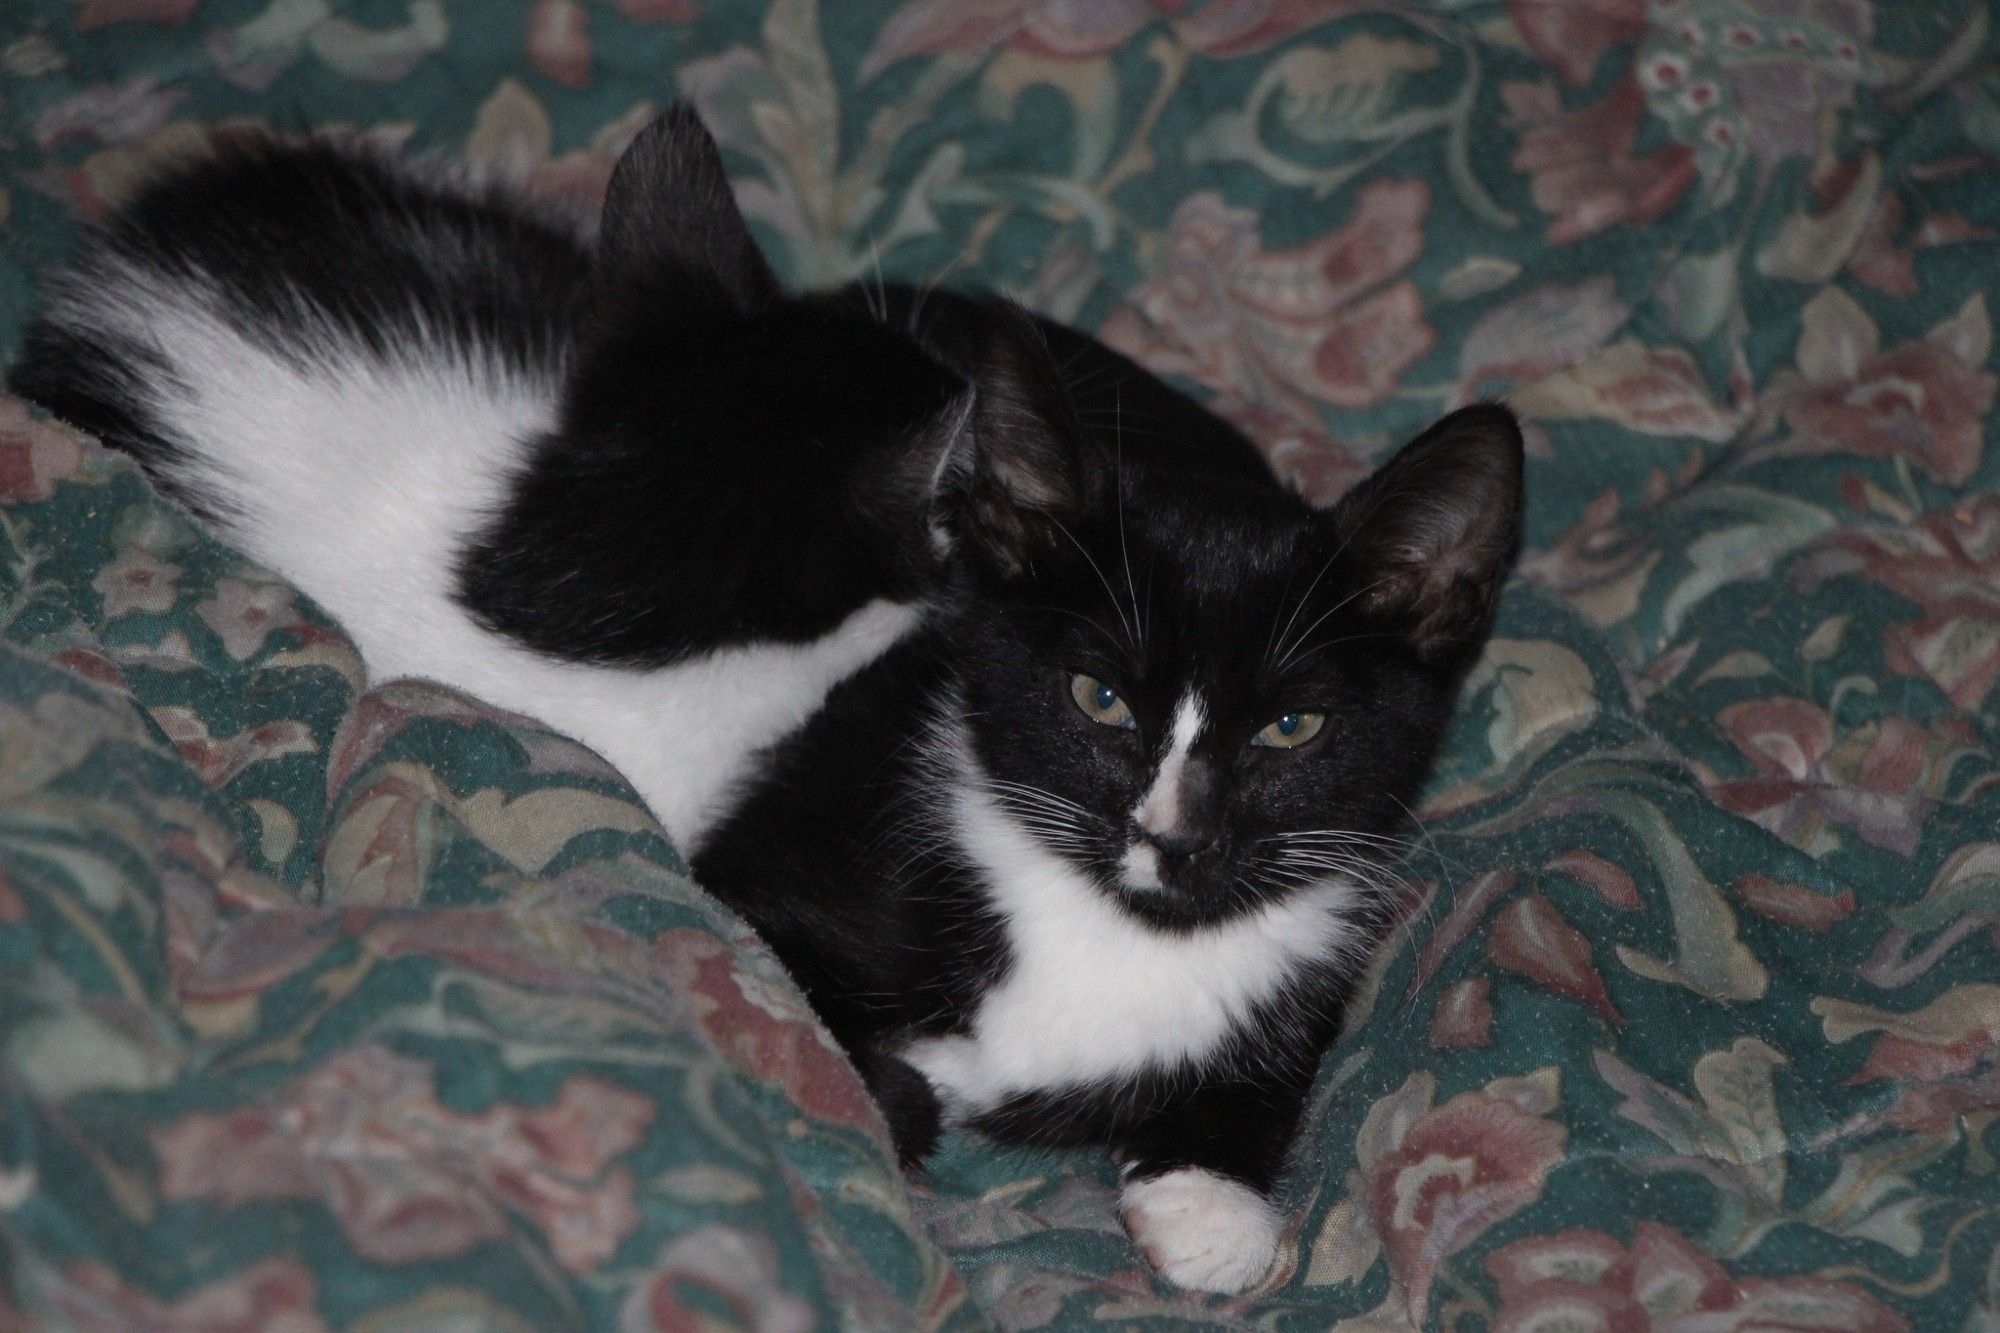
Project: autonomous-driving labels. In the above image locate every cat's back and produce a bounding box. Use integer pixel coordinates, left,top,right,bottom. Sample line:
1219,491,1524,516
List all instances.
15,137,588,485
23,136,588,402
11,136,587,680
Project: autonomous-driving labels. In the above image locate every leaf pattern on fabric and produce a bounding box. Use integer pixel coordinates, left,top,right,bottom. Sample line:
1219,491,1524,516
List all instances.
3,0,1999,1325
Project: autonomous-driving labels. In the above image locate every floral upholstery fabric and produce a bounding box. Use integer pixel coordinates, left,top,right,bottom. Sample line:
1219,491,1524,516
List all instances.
1,1,1997,1328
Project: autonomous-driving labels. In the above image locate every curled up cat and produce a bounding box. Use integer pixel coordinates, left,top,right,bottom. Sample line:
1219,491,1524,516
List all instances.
12,108,1523,1295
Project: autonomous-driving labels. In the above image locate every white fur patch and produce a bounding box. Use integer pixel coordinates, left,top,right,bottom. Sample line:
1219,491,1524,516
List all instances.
1118,841,1163,892
1133,690,1204,840
54,264,916,852
1122,1168,1280,1294
903,729,1355,1117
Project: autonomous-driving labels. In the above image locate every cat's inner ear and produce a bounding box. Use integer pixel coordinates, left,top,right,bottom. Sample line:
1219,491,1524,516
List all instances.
594,105,778,316
932,305,1092,578
1325,403,1524,664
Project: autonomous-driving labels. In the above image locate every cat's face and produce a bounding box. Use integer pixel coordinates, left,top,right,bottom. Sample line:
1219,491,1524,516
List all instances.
935,340,1522,927
951,481,1449,927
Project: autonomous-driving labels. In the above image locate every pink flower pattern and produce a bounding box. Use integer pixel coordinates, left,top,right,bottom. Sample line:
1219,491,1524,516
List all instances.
1506,77,1698,245
1702,697,1978,856
3,0,1998,1324
1782,338,1994,489
1101,181,1434,421
151,1045,652,1273
1800,498,2000,710
0,397,87,501
1351,1072,1568,1320
42,1258,326,1333
92,545,181,617
1486,1223,1908,1331
1507,0,1647,86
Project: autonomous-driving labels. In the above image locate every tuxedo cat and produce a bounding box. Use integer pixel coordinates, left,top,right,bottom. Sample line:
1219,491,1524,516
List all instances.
698,297,1522,1290
12,108,1523,1295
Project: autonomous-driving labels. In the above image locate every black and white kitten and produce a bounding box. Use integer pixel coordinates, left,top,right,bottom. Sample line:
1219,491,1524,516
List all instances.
699,291,1521,1290
12,109,1524,1294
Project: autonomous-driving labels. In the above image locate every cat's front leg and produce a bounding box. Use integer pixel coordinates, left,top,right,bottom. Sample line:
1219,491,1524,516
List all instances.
1120,1164,1283,1295
1113,1077,1309,1295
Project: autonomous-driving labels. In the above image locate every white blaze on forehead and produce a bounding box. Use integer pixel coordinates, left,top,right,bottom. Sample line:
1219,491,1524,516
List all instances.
1134,691,1205,839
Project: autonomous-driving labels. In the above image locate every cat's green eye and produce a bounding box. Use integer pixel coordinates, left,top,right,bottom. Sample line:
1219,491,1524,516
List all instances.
1068,673,1136,729
1253,711,1325,749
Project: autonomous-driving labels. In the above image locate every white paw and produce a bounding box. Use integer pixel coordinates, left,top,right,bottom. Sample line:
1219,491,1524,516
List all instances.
1120,1168,1280,1295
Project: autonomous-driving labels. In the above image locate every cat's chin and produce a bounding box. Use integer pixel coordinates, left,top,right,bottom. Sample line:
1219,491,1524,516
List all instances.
1107,879,1264,931
1109,844,1266,929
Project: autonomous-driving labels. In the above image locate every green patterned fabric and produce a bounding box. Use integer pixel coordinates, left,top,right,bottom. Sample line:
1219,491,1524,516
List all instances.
2,1,1998,1327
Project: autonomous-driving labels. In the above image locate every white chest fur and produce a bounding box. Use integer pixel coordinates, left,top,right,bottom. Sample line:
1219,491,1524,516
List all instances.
904,768,1356,1118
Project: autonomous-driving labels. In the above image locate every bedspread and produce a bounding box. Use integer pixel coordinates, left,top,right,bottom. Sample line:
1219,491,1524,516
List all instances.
1,1,1997,1328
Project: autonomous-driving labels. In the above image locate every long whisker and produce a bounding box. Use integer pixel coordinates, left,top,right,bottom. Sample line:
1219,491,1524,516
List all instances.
984,779,1114,840
1268,545,1342,664
1048,515,1139,651
1380,789,1465,896
1011,603,1129,659
1266,827,1410,846
1111,407,1146,655
1278,630,1409,671
1274,577,1394,673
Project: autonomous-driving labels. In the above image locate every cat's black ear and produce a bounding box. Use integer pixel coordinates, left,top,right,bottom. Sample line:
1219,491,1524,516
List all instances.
933,304,1093,578
1326,403,1524,664
595,105,778,316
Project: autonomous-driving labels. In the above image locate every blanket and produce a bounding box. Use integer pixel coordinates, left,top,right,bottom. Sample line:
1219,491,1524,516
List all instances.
1,1,1996,1327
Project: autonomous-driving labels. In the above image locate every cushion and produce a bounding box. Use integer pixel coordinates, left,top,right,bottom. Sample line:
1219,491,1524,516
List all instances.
2,1,1996,1326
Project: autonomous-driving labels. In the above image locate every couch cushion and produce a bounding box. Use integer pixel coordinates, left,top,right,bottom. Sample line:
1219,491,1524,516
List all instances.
2,1,1997,1327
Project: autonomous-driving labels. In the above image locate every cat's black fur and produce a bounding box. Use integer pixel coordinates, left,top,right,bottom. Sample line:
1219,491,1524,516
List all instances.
456,118,973,661
695,344,1523,1176
11,106,1523,1291
12,109,969,661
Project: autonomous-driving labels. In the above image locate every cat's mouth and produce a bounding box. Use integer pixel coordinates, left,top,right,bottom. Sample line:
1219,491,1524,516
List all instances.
1110,839,1248,926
